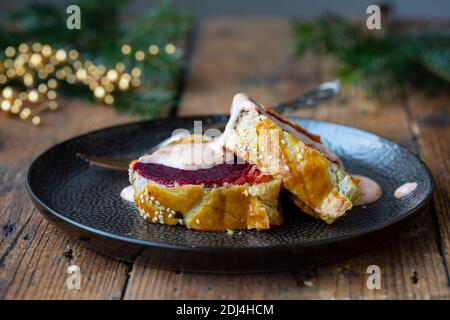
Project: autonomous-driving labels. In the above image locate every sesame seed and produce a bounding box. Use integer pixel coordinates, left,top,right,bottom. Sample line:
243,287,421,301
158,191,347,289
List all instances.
150,196,155,200
155,200,160,206
196,219,200,224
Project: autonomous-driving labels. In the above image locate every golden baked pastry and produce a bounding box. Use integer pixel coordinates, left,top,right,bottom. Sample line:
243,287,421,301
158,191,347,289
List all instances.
128,134,283,231
223,93,361,223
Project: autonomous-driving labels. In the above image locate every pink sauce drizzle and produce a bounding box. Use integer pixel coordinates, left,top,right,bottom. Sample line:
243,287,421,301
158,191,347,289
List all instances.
394,182,417,199
352,174,383,205
120,185,135,202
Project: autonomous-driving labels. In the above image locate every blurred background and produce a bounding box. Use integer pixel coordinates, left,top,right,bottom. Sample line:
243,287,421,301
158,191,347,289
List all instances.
2,0,450,19
0,0,448,125
139,0,450,19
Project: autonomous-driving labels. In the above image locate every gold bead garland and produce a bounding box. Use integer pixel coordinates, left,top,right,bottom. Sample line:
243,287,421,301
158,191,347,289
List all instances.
0,42,177,125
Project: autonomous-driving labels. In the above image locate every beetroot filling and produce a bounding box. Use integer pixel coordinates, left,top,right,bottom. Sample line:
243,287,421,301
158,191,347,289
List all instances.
133,162,258,186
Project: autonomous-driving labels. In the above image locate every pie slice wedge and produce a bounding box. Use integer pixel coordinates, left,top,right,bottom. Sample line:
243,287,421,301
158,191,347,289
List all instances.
223,93,361,223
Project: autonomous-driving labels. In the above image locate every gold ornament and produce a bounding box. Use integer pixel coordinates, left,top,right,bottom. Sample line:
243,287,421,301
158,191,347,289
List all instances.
28,90,40,103
165,43,176,54
55,49,67,62
31,115,41,125
149,45,159,55
94,86,106,99
121,44,132,55
1,42,149,125
135,50,145,61
2,86,14,99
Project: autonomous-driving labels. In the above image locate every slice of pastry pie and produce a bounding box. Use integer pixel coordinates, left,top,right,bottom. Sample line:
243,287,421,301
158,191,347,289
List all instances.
223,93,361,223
129,135,283,231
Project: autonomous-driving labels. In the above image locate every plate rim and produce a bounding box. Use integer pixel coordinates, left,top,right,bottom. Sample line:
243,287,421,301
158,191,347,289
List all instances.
26,116,435,253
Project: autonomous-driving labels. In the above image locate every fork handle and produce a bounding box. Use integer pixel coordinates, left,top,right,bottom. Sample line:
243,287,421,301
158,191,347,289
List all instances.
273,80,341,114
201,79,341,132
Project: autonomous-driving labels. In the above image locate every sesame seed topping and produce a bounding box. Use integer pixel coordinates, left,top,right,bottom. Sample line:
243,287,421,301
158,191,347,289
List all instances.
196,219,200,224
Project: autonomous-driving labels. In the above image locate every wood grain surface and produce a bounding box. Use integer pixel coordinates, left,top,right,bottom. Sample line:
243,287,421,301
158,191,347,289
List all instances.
0,18,449,299
0,101,135,299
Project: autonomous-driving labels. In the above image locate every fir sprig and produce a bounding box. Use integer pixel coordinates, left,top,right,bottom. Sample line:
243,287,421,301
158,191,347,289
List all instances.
293,16,450,98
0,0,192,118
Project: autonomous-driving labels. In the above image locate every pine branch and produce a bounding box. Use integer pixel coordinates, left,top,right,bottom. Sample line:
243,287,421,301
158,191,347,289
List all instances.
293,16,450,98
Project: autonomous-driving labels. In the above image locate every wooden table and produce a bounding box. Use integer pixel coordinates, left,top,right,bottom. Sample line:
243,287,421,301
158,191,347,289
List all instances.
1,18,449,299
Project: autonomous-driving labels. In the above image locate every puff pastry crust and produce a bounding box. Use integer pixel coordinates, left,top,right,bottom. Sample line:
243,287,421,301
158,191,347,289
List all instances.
129,171,283,231
128,134,283,231
224,99,360,223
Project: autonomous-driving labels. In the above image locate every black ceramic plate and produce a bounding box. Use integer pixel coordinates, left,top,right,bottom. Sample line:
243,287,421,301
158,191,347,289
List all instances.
27,116,434,273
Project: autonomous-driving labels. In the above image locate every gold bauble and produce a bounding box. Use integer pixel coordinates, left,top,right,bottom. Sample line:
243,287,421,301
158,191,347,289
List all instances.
55,49,68,62
28,90,40,103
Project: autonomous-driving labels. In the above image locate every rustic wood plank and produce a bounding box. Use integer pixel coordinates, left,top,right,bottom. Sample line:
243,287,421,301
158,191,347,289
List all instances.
0,99,136,299
123,18,450,299
405,91,450,282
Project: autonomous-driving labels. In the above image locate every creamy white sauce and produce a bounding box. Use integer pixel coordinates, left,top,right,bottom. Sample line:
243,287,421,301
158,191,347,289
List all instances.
353,174,383,205
139,141,235,170
394,182,417,199
217,93,257,147
120,185,135,202
139,93,254,170
139,93,342,171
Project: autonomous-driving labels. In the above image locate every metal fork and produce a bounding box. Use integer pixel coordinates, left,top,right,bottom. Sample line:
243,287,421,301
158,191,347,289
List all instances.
77,80,341,171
